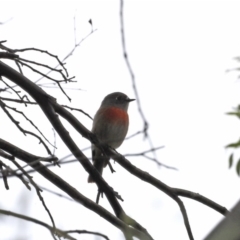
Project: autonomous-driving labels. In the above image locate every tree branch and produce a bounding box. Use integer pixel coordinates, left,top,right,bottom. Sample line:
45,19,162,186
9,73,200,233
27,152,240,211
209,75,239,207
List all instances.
0,209,75,240
0,60,153,239
0,138,149,240
0,60,228,239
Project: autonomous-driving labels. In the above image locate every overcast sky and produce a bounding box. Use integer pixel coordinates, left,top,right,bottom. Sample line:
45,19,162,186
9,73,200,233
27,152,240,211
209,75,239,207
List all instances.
1,1,240,240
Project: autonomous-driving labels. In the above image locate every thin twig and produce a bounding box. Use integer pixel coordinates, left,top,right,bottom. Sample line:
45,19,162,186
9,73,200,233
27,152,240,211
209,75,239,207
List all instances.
0,160,9,189
0,97,37,104
52,128,57,156
0,160,31,190
0,209,75,240
74,14,77,46
40,185,75,202
125,130,144,140
62,105,93,120
10,157,56,232
0,43,69,77
0,99,53,154
34,27,97,85
64,230,109,240
15,157,58,174
0,137,149,240
2,150,88,177
18,57,72,82
119,0,157,162
6,103,55,148
124,146,178,170
1,78,23,102
108,147,194,239
15,60,23,74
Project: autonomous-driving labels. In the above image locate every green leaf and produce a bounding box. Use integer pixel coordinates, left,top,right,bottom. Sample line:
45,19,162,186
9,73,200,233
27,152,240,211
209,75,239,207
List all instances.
225,139,240,149
229,153,234,169
226,111,240,118
226,105,240,118
236,160,240,176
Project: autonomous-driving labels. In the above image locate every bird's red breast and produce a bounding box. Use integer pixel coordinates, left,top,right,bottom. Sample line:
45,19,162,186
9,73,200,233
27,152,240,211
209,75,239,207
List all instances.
99,107,129,124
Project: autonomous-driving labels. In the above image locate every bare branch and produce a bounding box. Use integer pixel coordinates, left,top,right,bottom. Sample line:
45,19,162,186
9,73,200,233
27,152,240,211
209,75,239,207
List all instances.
73,14,77,46
125,130,144,140
0,209,75,240
0,52,18,59
108,147,194,239
0,160,9,189
0,150,88,177
0,60,153,240
1,77,23,102
40,185,75,202
0,60,229,239
0,138,150,240
125,147,177,170
62,105,93,120
38,82,82,91
0,148,14,160
120,0,148,137
34,27,97,85
18,57,72,81
10,157,56,231
64,229,109,240
15,60,74,101
0,99,53,154
14,60,23,74
0,97,37,104
173,188,229,215
0,43,69,78
119,0,158,164
0,208,110,240
0,41,76,100
0,159,31,190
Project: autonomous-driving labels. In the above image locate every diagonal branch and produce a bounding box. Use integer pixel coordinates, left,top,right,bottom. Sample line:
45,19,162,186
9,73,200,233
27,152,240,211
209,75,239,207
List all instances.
9,157,56,231
0,97,37,104
0,138,150,240
173,188,229,215
0,209,75,240
0,99,52,154
0,61,153,240
62,105,93,120
107,147,194,240
64,230,109,240
0,44,69,78
0,160,9,189
0,160,30,190
0,60,229,239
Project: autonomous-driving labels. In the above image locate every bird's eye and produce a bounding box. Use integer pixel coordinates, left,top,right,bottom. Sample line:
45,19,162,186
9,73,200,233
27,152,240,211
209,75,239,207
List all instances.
116,96,122,101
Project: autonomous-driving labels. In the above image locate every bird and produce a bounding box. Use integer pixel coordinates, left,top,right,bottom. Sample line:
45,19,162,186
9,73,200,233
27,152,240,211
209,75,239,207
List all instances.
88,92,135,183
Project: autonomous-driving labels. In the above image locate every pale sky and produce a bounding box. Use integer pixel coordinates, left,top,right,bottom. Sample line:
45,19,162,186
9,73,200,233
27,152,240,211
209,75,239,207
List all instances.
1,1,240,240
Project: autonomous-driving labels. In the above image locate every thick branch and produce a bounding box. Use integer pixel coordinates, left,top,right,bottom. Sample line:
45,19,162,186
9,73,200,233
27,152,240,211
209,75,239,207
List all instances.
0,138,147,240
106,148,194,240
0,60,228,239
0,61,152,240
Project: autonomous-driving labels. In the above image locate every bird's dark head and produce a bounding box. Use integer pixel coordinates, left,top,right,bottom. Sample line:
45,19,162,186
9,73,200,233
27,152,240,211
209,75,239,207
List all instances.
101,92,135,110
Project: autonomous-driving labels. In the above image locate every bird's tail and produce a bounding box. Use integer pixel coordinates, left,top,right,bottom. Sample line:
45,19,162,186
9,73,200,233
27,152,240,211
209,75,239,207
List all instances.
88,149,109,183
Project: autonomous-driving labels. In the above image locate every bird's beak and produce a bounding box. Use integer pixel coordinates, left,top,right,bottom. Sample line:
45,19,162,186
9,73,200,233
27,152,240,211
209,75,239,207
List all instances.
127,98,135,102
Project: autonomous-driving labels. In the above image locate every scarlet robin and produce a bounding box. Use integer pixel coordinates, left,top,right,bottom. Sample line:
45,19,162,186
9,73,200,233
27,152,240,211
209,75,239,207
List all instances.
88,92,135,183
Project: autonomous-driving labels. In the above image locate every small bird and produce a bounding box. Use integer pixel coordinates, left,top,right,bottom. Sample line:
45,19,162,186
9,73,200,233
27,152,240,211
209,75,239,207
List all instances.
88,92,135,183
